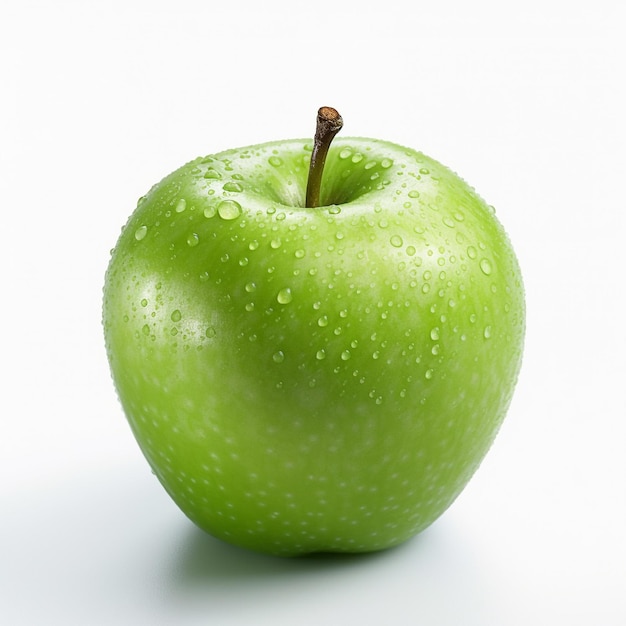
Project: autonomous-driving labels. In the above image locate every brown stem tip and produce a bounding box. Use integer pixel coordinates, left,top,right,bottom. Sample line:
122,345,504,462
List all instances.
305,106,343,208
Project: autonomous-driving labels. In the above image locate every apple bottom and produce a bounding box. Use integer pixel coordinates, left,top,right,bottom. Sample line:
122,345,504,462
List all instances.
119,351,502,556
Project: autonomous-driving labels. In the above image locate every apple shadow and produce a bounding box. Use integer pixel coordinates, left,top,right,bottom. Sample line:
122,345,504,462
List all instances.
156,519,495,624
153,525,402,621
165,521,404,589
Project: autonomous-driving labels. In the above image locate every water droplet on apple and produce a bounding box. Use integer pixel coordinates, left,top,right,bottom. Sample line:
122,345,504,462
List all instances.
442,216,455,228
339,148,353,159
223,181,243,192
430,327,440,341
268,156,283,167
203,168,222,179
245,282,256,293
419,167,430,176
467,246,477,259
406,245,416,256
205,326,216,338
134,225,148,241
175,198,187,213
171,310,182,322
204,206,216,218
317,315,329,327
408,190,420,199
273,350,285,363
390,235,403,248
480,258,493,275
140,298,148,307
294,249,305,259
316,349,326,360
341,350,351,361
424,369,434,380
217,200,241,220
381,158,393,169
351,153,364,164
277,288,293,304
270,238,282,249
187,233,199,247
483,325,492,339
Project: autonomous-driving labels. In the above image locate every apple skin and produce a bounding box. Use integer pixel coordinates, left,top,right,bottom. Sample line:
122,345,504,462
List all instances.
103,137,525,556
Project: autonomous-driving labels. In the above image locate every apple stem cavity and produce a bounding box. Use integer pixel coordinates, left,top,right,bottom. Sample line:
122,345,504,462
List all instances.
305,106,343,208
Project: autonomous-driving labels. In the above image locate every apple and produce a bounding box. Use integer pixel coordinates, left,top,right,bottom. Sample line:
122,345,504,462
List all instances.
103,108,525,556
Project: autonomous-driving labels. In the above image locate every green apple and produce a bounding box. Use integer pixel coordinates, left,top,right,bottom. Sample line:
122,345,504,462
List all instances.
103,108,524,556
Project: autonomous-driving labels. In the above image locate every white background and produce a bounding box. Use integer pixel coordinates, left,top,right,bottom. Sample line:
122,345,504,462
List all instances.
2,1,625,624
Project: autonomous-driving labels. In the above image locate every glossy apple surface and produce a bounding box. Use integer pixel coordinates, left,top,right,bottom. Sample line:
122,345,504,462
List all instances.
103,137,525,556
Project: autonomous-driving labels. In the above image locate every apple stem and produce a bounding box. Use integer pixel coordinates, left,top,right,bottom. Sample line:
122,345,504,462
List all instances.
305,107,343,208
